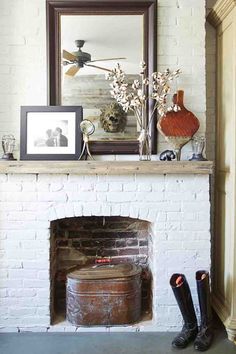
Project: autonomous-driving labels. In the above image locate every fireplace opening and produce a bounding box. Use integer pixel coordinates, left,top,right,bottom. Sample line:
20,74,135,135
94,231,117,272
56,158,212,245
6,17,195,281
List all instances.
50,216,153,325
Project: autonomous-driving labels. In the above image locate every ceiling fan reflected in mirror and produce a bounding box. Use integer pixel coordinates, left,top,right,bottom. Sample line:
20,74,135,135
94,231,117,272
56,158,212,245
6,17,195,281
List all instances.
63,40,126,76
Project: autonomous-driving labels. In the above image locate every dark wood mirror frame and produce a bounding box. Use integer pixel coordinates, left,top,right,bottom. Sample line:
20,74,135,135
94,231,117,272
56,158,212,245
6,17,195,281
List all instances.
46,0,157,155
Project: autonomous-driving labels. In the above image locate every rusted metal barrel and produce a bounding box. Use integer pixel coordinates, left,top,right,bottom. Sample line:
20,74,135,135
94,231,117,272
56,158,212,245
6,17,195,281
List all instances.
66,263,142,326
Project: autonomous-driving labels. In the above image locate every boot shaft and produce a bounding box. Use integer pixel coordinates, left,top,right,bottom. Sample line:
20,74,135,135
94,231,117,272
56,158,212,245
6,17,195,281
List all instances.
170,273,197,327
196,270,212,327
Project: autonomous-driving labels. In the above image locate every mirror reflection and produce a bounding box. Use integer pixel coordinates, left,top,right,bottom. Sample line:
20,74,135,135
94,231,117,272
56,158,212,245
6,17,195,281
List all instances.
60,15,143,141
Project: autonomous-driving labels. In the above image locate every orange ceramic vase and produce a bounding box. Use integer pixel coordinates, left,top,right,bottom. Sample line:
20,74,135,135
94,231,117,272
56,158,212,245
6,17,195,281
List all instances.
157,90,200,160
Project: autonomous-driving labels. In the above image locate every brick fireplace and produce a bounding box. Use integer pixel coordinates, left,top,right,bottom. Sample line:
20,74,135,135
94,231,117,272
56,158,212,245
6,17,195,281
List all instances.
0,168,211,332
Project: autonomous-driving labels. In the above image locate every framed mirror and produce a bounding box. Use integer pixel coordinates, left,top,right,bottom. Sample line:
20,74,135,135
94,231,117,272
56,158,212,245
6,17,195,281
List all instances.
47,0,157,154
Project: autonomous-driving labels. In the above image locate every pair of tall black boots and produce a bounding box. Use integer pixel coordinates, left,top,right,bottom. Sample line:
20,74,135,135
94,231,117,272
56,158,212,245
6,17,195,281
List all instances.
170,271,213,351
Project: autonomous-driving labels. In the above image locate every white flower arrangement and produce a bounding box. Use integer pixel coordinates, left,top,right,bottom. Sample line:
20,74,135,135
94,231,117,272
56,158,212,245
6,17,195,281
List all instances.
106,62,181,131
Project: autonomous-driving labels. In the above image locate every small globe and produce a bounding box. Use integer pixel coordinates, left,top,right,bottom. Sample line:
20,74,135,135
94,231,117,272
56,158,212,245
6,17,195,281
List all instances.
80,120,95,135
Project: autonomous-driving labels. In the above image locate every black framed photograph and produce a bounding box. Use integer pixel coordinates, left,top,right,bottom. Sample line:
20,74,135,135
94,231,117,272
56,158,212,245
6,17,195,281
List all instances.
20,106,83,160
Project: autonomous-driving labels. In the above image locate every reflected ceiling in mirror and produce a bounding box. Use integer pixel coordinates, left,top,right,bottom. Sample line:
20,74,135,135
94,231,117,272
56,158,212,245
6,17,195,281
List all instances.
61,15,143,75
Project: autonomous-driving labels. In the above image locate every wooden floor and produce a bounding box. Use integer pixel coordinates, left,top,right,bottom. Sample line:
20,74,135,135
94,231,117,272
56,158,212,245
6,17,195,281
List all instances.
0,329,235,354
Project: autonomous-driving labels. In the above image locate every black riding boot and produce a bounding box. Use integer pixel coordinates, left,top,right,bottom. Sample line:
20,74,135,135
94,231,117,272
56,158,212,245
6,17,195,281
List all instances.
194,270,213,351
170,273,198,349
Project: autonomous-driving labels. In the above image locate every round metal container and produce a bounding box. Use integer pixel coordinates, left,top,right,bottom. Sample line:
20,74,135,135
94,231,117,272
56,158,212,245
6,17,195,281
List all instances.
66,263,142,326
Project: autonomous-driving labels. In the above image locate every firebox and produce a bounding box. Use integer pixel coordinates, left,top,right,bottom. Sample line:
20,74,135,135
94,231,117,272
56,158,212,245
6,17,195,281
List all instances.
50,216,152,325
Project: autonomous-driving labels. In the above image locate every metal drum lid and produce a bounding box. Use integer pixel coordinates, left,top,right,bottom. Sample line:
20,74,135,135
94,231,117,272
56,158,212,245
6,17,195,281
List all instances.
67,263,141,280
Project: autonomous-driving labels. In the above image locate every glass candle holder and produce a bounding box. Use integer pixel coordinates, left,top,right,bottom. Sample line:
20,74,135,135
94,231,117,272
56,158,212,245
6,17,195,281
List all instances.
1,134,16,160
189,136,207,161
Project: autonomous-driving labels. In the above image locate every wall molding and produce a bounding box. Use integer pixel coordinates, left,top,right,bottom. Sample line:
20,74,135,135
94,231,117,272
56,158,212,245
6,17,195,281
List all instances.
207,0,236,27
212,293,236,340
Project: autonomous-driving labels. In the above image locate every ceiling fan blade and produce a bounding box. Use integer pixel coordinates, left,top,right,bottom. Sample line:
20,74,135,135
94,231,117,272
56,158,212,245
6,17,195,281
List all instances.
63,50,77,62
89,57,127,63
65,65,80,76
85,63,112,72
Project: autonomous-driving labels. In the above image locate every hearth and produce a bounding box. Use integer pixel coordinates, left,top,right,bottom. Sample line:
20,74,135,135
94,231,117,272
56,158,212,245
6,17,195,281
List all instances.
50,216,152,325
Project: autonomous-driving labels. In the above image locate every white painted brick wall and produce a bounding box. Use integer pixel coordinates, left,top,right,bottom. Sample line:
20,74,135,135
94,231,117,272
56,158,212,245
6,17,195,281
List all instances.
157,0,207,158
0,0,208,159
0,172,211,332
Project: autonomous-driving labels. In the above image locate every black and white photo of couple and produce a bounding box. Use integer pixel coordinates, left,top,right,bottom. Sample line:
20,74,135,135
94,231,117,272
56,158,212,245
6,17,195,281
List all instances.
45,127,68,147
33,120,69,148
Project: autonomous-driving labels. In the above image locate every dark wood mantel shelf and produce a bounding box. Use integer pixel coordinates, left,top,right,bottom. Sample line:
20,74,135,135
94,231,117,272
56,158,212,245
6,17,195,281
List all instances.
0,161,213,175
